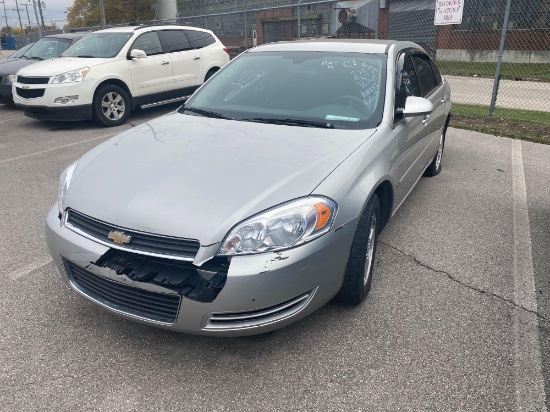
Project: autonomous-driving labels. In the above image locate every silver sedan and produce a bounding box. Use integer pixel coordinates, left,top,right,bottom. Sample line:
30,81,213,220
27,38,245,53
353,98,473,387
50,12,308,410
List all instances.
46,39,451,336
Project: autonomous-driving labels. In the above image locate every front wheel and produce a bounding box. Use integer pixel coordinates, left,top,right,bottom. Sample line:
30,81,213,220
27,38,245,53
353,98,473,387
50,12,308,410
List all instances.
336,194,380,305
93,84,131,127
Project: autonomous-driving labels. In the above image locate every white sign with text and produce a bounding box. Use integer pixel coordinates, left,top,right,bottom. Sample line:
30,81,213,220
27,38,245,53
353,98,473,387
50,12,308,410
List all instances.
434,0,464,25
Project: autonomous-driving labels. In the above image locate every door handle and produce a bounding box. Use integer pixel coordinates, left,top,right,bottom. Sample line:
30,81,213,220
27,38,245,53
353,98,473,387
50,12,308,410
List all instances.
422,115,430,125
441,96,447,104
193,56,201,60
161,61,170,65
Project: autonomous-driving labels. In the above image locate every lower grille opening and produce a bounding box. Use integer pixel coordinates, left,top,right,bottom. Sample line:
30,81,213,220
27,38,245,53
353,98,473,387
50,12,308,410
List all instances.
204,290,315,330
16,88,45,99
65,260,181,324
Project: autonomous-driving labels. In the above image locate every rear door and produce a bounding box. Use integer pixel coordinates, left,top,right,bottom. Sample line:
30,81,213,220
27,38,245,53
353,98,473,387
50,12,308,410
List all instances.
158,30,202,93
127,31,173,97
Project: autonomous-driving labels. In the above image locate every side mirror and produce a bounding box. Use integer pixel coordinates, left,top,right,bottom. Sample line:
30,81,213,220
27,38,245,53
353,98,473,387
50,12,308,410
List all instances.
129,49,147,59
399,96,433,118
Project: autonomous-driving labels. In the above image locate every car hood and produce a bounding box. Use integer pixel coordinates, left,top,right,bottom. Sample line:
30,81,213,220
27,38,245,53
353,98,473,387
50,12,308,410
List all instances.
65,113,376,247
0,58,36,75
16,57,108,77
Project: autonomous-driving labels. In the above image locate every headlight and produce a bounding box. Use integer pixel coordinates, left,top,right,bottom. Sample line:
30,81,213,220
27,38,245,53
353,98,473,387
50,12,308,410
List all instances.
58,160,79,214
218,196,337,256
2,74,15,85
52,67,90,84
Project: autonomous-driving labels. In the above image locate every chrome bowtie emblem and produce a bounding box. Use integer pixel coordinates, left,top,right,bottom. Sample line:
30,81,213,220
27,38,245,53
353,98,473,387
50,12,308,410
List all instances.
108,230,132,245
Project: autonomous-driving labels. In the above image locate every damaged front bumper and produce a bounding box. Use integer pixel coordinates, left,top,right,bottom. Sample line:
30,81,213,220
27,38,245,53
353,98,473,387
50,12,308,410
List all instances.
45,205,357,336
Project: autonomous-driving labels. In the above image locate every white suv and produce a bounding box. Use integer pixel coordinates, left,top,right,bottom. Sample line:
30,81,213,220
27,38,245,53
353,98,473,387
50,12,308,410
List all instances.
12,25,230,126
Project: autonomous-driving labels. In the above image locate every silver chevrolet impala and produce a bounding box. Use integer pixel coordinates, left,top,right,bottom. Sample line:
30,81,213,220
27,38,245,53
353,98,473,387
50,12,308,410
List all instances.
46,40,451,336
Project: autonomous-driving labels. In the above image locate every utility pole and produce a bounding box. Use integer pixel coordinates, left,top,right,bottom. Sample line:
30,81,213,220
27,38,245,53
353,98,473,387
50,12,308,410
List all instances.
13,0,25,36
99,0,106,26
23,3,32,31
37,0,44,30
31,0,42,38
0,0,9,34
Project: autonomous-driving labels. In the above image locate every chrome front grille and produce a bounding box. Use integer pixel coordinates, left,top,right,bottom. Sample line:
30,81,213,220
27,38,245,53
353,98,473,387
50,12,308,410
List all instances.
204,290,315,330
65,260,181,324
66,209,200,260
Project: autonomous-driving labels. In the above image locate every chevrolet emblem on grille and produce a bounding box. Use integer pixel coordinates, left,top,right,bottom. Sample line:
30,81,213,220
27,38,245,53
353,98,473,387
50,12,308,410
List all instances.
108,230,132,245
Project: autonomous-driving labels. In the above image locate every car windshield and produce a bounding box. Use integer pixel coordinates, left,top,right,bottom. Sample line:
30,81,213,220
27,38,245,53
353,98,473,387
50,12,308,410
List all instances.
11,42,34,58
22,38,72,60
62,32,132,58
182,51,387,130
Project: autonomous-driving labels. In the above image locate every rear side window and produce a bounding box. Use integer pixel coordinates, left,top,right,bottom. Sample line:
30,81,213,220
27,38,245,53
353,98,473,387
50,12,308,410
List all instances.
411,54,437,97
159,30,192,53
184,30,216,49
429,59,443,86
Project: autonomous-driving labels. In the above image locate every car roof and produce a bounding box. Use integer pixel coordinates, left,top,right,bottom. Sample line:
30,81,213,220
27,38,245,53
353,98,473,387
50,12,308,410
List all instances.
94,25,213,34
248,39,422,55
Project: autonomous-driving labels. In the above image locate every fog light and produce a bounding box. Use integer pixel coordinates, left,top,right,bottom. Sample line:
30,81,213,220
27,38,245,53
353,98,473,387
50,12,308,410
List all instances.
54,95,79,104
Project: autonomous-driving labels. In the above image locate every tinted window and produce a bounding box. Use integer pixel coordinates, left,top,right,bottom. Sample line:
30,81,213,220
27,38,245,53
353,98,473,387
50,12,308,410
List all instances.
411,54,436,97
159,30,192,53
429,59,443,86
396,55,420,110
132,32,163,56
184,30,215,49
183,51,387,130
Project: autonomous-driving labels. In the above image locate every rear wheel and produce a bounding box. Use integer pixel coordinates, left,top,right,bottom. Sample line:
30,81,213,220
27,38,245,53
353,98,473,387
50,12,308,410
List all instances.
204,68,218,82
93,84,130,127
336,194,380,305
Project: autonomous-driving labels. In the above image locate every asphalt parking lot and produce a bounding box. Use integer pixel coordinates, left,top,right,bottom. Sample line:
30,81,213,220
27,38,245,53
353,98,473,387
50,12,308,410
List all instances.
1,104,549,411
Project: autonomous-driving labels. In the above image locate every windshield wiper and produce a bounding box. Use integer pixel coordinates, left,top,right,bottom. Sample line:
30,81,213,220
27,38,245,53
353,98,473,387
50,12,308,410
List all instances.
29,56,43,60
241,118,334,129
182,107,231,119
74,55,97,58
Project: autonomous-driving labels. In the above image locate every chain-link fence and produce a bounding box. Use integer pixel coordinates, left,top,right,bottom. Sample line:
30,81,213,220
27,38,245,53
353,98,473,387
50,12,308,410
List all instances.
11,0,550,116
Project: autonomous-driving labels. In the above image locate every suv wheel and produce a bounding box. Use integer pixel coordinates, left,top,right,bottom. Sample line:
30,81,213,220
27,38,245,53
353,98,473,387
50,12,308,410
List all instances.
93,84,130,127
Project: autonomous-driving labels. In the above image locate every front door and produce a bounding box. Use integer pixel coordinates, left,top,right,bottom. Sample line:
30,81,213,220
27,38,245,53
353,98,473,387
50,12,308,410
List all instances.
127,31,173,98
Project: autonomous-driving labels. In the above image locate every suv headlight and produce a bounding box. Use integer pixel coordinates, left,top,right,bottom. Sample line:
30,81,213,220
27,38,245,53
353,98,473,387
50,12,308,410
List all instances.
52,67,90,84
1,74,15,85
58,160,79,214
218,196,337,256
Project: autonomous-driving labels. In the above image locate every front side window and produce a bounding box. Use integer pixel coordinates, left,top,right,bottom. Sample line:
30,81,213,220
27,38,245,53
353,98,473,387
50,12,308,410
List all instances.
183,51,386,130
62,33,133,58
131,32,163,56
411,54,437,97
396,54,420,111
184,30,215,48
23,38,72,60
159,30,192,53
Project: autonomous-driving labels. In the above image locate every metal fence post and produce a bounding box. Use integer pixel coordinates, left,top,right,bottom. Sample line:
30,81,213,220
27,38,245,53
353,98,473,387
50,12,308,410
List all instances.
297,1,301,39
488,0,512,118
245,12,248,48
99,0,106,27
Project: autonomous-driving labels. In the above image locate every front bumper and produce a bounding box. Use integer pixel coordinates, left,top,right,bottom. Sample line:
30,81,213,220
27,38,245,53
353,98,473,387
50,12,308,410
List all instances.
45,206,357,336
12,79,94,121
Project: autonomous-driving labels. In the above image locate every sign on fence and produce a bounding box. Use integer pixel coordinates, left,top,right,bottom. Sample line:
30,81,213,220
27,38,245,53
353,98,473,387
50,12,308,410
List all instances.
434,0,464,25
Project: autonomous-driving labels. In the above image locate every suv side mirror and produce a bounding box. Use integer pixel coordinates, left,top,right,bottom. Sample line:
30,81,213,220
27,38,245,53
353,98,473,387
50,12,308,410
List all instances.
399,96,433,118
129,49,147,59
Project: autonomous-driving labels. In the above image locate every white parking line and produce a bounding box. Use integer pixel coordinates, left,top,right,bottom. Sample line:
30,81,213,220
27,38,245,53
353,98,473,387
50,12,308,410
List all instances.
8,257,53,281
511,139,547,410
0,133,117,165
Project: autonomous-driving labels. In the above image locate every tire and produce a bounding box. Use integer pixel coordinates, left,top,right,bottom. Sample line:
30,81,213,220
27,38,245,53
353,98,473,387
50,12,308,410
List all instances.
204,68,218,82
336,194,381,305
93,84,131,127
424,118,448,177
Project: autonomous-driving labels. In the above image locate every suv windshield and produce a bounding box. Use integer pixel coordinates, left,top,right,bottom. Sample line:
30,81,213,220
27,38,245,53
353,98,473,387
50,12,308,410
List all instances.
62,32,132,58
182,51,387,130
22,37,72,60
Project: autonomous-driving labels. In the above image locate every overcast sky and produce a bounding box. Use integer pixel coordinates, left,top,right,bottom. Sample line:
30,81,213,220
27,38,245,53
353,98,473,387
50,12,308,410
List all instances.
2,0,73,29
